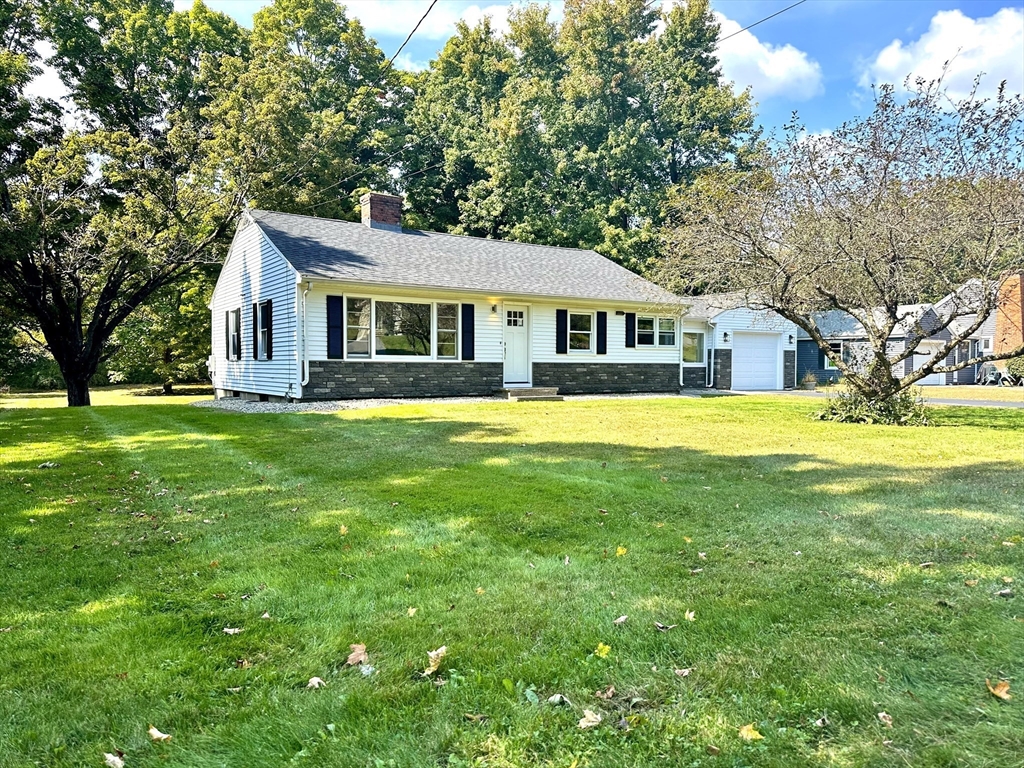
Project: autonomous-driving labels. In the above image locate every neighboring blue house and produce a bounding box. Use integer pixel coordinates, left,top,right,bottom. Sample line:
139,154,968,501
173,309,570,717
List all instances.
797,289,997,386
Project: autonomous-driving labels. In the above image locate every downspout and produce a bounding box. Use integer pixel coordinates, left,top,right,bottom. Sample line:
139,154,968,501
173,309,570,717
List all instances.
707,321,717,388
300,281,311,390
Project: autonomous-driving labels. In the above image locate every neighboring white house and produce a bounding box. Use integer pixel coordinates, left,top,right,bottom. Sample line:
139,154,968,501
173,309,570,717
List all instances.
208,193,799,401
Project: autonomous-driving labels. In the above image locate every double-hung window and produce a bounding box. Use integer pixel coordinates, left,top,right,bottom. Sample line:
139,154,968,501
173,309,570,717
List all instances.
436,303,459,359
638,315,678,348
228,309,241,360
682,331,704,363
569,312,593,351
346,297,371,357
257,300,272,360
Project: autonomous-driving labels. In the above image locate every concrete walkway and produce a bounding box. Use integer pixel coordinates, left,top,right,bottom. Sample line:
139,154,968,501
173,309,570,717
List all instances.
740,389,1024,409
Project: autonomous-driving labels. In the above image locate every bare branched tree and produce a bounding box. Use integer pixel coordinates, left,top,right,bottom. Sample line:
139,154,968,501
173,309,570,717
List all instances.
659,75,1024,404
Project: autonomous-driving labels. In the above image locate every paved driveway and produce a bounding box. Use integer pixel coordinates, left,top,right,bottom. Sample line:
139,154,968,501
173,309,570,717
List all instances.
742,389,1024,409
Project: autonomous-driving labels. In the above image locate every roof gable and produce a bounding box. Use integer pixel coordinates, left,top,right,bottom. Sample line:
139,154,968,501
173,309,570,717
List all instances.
247,210,678,305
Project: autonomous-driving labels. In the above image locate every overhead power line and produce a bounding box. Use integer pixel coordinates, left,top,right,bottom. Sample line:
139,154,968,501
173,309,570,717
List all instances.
718,0,809,44
279,0,439,189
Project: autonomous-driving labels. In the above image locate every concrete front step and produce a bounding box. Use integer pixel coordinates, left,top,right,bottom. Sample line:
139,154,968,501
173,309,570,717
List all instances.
510,395,564,402
499,387,559,399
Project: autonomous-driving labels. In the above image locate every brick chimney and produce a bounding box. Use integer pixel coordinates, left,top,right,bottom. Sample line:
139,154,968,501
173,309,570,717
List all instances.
360,192,403,232
994,272,1024,360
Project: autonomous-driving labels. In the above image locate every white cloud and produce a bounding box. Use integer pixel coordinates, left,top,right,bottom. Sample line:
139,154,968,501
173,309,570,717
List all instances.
714,12,823,102
393,52,429,72
860,7,1024,100
349,1,527,41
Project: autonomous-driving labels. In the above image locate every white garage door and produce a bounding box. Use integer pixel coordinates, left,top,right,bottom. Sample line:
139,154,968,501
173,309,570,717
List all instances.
732,333,780,390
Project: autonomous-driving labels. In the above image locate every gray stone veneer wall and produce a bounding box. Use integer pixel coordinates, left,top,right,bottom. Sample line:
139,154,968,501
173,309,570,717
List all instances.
712,349,732,390
532,362,680,394
304,361,503,400
783,350,796,389
681,365,708,389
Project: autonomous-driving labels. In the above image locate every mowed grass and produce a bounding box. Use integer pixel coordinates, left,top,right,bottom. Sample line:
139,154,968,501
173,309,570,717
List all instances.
918,386,1024,403
1,393,1022,768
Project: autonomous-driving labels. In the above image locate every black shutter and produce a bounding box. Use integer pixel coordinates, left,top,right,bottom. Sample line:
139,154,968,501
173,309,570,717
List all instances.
556,309,568,354
224,311,230,359
461,303,475,360
265,301,273,360
596,311,607,354
252,303,258,359
327,296,344,359
817,344,825,369
625,313,636,348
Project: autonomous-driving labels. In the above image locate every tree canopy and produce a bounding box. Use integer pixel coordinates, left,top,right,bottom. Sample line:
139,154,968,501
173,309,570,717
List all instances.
659,76,1024,407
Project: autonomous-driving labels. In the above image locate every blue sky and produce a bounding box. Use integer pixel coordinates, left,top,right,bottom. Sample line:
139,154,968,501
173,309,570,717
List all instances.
33,1,1024,136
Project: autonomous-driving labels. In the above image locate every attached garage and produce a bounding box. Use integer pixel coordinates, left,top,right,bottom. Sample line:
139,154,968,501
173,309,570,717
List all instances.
731,332,781,390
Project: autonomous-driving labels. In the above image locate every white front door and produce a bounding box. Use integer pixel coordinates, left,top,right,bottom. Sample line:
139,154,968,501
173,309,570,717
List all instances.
503,305,530,385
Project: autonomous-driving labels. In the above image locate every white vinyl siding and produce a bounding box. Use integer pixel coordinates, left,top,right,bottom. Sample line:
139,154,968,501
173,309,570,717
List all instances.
532,304,681,363
210,218,298,397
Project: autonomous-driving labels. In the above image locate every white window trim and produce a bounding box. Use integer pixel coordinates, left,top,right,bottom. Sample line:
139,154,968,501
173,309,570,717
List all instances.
823,341,844,370
636,314,679,348
343,295,462,362
681,330,705,366
257,300,270,361
568,310,595,353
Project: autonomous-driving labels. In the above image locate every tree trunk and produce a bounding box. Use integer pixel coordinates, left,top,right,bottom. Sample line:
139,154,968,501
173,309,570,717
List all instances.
163,381,174,395
65,375,92,407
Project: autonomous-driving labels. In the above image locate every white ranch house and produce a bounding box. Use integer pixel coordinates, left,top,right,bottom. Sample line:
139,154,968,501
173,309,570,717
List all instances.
208,193,798,401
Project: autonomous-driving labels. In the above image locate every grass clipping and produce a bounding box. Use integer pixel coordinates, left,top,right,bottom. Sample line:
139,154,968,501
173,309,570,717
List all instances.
817,387,929,426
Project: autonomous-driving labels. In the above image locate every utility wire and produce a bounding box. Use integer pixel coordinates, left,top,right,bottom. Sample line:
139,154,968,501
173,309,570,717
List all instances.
718,0,808,44
279,0,439,189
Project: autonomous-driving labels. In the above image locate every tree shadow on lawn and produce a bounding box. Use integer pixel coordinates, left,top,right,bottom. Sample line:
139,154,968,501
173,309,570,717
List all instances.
1,404,1022,766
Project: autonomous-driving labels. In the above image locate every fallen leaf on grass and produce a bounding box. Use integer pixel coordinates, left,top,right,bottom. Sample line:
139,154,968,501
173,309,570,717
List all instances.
235,658,251,669
964,580,979,587
877,712,893,727
684,610,696,622
423,646,447,676
564,556,570,566
578,709,603,729
104,753,125,768
595,685,615,700
1002,576,1014,584
997,589,1015,598
690,568,703,575
615,546,627,557
261,612,271,619
147,726,171,743
38,462,59,469
407,607,417,617
613,615,628,625
674,668,692,677
464,713,488,723
706,745,720,755
654,622,677,632
986,679,1012,701
815,716,829,727
598,509,608,515
594,643,611,659
222,627,242,635
307,677,327,689
660,476,668,483
339,525,348,536
919,561,935,568
475,587,485,595
547,693,571,706
738,723,763,741
346,644,368,666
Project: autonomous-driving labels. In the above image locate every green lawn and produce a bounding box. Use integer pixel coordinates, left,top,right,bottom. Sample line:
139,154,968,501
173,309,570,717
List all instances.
1,393,1021,767
918,386,1024,403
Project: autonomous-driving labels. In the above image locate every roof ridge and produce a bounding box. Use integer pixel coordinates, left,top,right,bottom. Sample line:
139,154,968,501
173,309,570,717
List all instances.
250,208,607,258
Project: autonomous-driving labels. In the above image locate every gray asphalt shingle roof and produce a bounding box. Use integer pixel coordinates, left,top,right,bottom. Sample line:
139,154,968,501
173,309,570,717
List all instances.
249,210,679,305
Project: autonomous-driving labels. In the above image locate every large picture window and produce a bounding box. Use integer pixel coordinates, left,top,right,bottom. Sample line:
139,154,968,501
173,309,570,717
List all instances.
346,297,371,357
436,303,459,359
569,312,593,351
682,332,704,363
374,301,432,356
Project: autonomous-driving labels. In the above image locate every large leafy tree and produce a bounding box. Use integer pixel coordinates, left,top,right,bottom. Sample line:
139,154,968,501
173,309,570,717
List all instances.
403,0,754,271
0,0,249,406
659,77,1024,407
